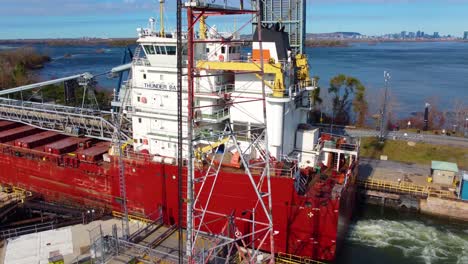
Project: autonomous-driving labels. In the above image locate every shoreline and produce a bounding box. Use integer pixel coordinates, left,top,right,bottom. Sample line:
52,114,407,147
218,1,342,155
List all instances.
305,38,468,47
1,38,466,49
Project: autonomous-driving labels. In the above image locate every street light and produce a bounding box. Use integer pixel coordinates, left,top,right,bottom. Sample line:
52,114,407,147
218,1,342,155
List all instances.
380,71,391,141
464,117,468,137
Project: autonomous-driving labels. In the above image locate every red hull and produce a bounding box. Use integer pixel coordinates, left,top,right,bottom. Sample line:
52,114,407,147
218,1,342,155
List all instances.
0,125,357,262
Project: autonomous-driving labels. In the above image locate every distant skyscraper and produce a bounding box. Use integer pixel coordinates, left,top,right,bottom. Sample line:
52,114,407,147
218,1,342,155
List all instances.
464,31,468,40
401,31,407,39
408,32,416,39
416,30,421,38
433,32,440,39
421,31,425,38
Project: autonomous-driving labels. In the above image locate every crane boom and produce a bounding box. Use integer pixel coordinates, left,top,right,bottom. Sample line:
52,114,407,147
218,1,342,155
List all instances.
0,74,89,96
0,62,132,97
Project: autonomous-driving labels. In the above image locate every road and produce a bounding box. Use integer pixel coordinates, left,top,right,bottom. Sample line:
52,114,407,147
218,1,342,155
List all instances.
319,125,468,147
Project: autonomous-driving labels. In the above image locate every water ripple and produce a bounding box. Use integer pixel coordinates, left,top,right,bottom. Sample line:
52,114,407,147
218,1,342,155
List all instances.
348,219,468,264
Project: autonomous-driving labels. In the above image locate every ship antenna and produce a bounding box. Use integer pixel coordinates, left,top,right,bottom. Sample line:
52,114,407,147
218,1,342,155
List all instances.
159,0,165,36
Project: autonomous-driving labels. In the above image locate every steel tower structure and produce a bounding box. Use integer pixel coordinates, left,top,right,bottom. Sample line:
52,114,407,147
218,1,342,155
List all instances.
179,0,276,262
254,0,306,54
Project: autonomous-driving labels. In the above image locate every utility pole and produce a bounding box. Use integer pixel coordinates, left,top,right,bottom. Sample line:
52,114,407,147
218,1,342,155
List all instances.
176,0,183,263
380,71,390,142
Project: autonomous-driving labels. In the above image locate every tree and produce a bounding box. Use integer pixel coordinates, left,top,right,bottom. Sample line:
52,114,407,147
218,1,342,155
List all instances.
352,82,368,127
310,76,323,109
328,74,367,126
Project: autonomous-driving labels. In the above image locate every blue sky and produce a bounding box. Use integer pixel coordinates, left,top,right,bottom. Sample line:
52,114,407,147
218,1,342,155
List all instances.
1,0,467,39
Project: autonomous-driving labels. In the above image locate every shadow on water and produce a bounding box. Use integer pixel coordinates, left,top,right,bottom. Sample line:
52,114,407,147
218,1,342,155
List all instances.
357,163,374,180
336,203,468,264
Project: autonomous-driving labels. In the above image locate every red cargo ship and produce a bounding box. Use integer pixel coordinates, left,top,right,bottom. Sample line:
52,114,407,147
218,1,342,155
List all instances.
0,122,358,261
0,2,359,262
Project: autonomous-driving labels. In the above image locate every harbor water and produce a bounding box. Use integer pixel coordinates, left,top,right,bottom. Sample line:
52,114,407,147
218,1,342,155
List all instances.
2,41,467,114
337,204,468,264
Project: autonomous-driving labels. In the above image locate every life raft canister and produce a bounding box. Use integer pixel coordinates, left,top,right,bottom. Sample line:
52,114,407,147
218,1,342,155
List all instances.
219,54,224,62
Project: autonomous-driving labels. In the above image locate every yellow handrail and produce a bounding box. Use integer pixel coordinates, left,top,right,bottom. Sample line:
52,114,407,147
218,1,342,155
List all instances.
112,211,153,224
357,178,454,199
195,137,230,160
276,252,326,264
196,61,285,98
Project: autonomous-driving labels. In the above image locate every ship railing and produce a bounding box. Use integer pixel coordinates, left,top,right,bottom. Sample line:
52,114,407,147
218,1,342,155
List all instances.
0,221,56,240
201,107,230,121
320,133,359,151
133,57,151,66
109,236,180,263
122,150,152,162
276,252,327,264
112,210,153,224
357,178,455,199
214,83,235,94
195,83,235,96
249,163,298,179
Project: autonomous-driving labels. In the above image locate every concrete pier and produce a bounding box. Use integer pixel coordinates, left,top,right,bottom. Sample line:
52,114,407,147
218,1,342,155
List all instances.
420,197,468,221
358,158,468,221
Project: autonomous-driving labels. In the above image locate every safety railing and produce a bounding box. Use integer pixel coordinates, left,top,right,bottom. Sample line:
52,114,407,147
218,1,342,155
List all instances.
0,221,56,240
0,186,32,205
196,83,235,95
357,178,455,199
276,252,326,264
112,211,153,224
202,107,230,121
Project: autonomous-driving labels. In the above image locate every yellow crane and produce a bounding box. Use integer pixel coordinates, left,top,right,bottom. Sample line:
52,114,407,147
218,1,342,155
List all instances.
196,61,285,97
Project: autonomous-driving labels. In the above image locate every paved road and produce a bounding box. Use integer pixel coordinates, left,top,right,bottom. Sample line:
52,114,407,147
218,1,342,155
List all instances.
319,125,468,147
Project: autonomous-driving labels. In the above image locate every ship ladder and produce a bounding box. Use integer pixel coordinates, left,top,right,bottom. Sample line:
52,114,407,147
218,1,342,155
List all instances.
128,216,164,244
148,224,178,249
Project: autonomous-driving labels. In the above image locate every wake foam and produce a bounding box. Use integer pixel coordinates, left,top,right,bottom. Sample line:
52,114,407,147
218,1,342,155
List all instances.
348,219,468,264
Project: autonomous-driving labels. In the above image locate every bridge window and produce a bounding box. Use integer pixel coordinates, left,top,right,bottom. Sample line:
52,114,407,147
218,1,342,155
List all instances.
221,47,226,54
166,46,176,55
155,45,162,54
144,45,155,55
155,45,166,55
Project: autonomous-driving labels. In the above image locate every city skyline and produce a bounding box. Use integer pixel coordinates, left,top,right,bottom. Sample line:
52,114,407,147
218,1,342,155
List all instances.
1,0,468,39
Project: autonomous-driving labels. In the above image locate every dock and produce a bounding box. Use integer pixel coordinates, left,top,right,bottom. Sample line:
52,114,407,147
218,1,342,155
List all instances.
358,158,468,221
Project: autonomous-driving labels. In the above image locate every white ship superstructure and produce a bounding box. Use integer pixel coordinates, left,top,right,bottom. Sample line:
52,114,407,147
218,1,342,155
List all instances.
120,13,322,168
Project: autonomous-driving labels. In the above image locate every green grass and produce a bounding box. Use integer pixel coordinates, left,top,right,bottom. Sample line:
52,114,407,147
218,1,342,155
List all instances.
360,137,468,169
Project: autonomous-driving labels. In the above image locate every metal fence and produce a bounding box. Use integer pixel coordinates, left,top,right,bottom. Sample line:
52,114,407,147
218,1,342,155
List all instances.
0,221,56,240
358,178,455,199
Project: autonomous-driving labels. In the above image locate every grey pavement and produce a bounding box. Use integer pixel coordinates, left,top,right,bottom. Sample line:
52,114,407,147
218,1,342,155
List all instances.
317,125,468,147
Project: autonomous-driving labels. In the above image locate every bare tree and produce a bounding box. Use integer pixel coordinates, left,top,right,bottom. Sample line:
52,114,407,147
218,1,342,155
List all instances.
452,99,468,134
